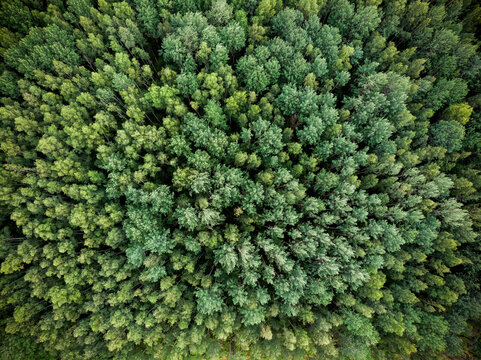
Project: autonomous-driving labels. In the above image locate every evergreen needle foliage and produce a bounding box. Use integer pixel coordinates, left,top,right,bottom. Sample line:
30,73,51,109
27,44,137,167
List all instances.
0,0,480,359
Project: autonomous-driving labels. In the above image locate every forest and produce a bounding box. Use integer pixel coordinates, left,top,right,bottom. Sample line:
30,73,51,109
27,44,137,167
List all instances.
0,0,480,359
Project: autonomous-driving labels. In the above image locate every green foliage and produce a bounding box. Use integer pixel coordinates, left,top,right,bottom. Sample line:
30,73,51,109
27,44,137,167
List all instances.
0,0,480,360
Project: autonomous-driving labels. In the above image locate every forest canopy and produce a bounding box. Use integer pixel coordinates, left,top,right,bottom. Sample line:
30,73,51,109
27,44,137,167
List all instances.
0,0,481,359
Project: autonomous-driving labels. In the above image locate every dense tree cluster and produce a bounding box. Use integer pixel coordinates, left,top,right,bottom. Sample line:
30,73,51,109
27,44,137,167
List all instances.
0,0,480,359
